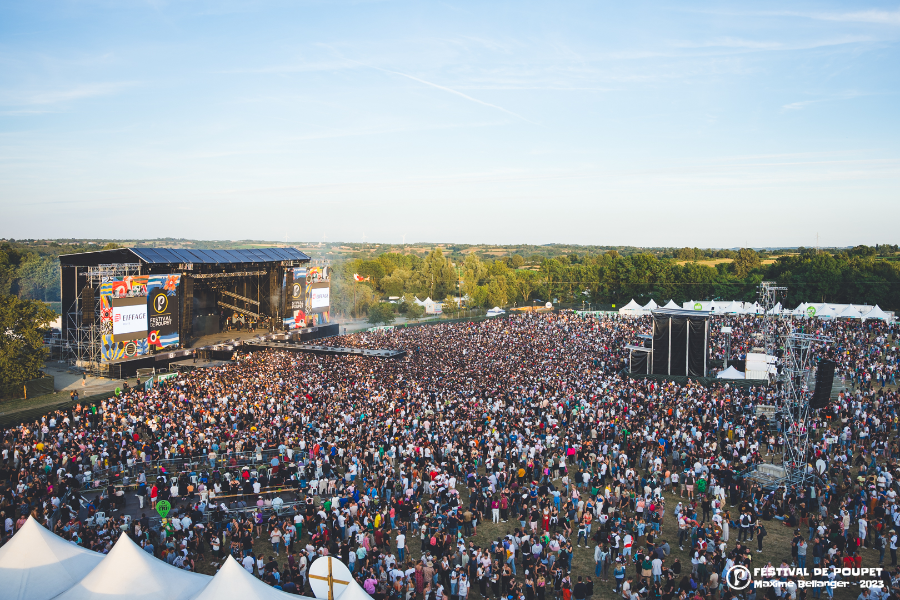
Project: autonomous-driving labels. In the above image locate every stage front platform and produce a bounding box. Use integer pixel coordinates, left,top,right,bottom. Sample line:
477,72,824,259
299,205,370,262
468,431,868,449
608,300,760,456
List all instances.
170,358,234,371
241,340,406,359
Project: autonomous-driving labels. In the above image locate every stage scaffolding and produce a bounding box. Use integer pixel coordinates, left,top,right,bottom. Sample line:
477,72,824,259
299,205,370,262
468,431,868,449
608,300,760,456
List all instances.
66,263,141,373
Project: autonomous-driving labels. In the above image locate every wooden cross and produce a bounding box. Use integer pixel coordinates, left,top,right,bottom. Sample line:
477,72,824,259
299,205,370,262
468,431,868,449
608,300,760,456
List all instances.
309,556,350,600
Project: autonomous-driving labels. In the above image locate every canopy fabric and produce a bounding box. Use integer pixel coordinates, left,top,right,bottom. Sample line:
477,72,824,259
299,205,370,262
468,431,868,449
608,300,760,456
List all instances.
643,299,658,310
618,299,644,314
814,304,839,318
663,300,680,309
55,532,211,600
838,305,862,319
681,300,711,311
738,302,760,314
0,517,105,600
333,580,376,600
193,556,309,600
792,303,810,316
862,305,891,321
716,366,745,380
723,301,743,314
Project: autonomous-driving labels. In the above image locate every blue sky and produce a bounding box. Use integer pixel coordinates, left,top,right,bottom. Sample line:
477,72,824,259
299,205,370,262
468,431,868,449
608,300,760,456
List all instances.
1,1,898,247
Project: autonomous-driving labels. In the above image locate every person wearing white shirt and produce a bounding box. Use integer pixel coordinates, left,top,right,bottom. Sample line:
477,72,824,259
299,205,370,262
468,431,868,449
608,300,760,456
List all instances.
396,532,406,562
651,557,663,582
242,554,255,574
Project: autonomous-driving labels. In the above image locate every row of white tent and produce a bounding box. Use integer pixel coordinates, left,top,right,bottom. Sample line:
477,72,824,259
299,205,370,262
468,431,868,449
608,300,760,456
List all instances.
0,517,372,600
618,299,893,321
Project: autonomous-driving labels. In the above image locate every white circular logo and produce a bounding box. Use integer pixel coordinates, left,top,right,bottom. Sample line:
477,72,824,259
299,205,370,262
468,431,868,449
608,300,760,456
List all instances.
726,565,752,590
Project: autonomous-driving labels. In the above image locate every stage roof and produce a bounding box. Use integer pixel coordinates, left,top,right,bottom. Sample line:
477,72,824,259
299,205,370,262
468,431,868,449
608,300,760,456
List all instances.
59,247,310,267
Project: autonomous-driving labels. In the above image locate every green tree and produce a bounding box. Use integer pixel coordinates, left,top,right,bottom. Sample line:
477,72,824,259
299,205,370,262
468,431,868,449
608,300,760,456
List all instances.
422,248,457,300
367,302,396,326
732,248,761,278
0,294,55,387
405,302,425,321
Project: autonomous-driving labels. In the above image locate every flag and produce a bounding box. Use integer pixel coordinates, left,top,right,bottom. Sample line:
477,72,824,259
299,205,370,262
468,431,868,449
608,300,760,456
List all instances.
354,274,370,282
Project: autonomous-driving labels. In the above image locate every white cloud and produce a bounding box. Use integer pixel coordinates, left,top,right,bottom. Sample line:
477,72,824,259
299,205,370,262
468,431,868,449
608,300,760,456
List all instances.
811,8,900,25
782,100,819,111
0,82,138,107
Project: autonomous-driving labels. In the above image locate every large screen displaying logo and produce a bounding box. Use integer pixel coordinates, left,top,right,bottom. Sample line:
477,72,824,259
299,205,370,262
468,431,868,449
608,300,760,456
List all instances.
147,274,181,350
310,286,330,308
111,297,148,340
283,266,331,329
100,273,181,362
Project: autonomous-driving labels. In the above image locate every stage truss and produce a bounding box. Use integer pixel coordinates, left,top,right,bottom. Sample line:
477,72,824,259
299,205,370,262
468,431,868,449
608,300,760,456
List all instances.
67,263,142,372
757,281,787,356
776,331,831,488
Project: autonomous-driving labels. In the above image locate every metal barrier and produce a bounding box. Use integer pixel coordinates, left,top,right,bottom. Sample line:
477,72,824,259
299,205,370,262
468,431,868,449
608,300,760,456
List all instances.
84,448,301,483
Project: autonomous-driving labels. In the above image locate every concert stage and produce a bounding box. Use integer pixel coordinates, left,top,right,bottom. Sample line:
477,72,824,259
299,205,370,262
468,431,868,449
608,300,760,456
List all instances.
58,247,334,376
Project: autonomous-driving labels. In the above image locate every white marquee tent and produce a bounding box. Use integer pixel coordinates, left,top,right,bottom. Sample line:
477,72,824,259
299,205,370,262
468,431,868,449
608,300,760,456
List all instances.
838,305,863,319
722,301,744,314
643,299,659,311
814,304,839,319
618,299,644,315
54,532,211,600
663,300,680,309
0,517,105,600
0,519,373,600
716,365,745,379
193,556,310,600
862,305,890,321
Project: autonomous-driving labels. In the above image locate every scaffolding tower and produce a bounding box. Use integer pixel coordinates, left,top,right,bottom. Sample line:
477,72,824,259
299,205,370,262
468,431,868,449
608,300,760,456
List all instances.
757,281,787,356
776,331,831,488
66,263,142,372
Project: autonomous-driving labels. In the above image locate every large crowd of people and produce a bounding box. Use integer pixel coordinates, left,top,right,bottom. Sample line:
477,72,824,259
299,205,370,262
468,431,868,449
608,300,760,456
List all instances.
1,310,899,600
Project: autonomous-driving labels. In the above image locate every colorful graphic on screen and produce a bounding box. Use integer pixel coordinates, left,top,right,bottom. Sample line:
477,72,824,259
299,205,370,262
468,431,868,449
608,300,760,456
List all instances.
100,273,180,362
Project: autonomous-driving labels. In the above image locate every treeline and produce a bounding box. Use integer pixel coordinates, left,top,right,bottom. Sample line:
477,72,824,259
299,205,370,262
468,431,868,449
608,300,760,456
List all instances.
0,241,119,303
2,240,898,316
331,248,900,316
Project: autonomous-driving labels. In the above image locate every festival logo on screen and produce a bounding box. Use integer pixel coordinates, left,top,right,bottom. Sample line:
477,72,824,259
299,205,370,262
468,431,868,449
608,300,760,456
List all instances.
282,266,330,329
147,274,180,349
99,273,179,362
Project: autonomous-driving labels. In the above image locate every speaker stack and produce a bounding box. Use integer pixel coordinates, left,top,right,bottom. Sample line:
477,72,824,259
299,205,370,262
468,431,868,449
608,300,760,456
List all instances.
82,286,94,325
182,275,193,344
809,359,836,409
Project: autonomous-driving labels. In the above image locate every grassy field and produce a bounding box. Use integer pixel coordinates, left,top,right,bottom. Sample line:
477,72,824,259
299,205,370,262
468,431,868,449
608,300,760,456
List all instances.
189,451,881,600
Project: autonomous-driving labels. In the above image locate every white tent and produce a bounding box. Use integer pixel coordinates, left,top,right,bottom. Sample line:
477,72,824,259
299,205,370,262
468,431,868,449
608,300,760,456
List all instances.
618,299,644,315
815,304,839,319
643,299,658,311
663,300,680,309
792,303,810,316
682,300,711,311
837,305,862,319
0,517,105,600
862,305,890,321
743,302,763,314
765,302,783,315
193,556,307,600
715,300,742,314
716,365,745,380
331,580,374,600
55,532,210,600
